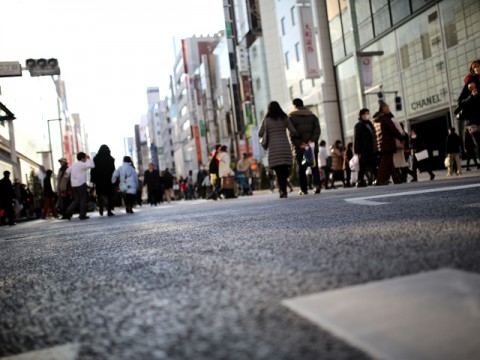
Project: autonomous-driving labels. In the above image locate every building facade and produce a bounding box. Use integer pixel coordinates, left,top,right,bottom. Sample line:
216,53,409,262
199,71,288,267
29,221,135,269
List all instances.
327,0,480,167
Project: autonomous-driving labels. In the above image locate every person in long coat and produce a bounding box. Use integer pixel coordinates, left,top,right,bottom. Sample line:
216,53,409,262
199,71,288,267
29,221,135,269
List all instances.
0,171,16,226
373,103,403,186
112,156,138,214
91,144,116,216
259,101,298,198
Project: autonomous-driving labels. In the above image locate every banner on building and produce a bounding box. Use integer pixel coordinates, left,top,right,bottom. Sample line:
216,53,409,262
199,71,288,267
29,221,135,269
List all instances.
362,56,373,88
193,125,203,164
299,5,321,79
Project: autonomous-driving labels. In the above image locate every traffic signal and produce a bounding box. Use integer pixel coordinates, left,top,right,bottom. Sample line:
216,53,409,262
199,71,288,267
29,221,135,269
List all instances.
377,90,384,106
395,96,402,111
25,58,60,76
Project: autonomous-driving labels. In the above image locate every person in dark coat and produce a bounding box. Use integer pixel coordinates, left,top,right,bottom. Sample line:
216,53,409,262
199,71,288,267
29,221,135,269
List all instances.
163,168,174,203
91,144,116,216
41,170,58,219
0,171,16,226
458,61,480,151
446,127,463,176
288,98,321,195
373,103,403,186
207,145,222,200
410,129,435,181
464,129,479,171
259,101,298,198
354,108,376,187
144,162,160,205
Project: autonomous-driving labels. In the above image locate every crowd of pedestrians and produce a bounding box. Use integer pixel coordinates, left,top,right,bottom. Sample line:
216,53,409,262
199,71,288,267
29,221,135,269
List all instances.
1,60,479,224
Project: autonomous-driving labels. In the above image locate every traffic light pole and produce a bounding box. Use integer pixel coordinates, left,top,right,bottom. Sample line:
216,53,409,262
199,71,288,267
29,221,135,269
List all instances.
7,119,21,181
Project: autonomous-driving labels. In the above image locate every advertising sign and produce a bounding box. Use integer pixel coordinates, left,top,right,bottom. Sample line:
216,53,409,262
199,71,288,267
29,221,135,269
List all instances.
299,6,321,79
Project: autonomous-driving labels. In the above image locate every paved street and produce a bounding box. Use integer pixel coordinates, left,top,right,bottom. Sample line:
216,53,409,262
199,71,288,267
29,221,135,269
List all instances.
1,173,480,360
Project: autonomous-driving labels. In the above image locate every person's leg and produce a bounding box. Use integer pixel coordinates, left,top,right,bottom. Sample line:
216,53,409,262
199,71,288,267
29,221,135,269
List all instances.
273,166,287,195
454,153,462,174
447,154,454,175
41,197,49,219
296,154,308,193
376,153,389,185
65,187,80,218
388,155,402,184
79,184,88,218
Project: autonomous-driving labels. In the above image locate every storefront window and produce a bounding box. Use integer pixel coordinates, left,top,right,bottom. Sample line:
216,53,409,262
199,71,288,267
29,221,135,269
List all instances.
356,0,373,45
366,32,399,85
440,0,468,49
411,0,435,12
327,0,345,62
372,3,391,36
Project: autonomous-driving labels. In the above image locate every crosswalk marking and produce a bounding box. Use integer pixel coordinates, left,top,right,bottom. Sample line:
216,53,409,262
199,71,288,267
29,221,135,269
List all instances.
345,183,480,205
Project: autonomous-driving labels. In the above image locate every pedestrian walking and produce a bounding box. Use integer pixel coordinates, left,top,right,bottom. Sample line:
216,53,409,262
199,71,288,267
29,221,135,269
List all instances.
288,98,321,195
464,129,480,171
354,108,376,187
218,145,236,198
62,152,95,220
41,170,58,219
207,145,222,200
163,168,174,203
91,144,116,216
0,171,16,226
236,153,252,195
258,101,298,198
446,127,463,176
318,140,330,189
197,164,208,199
112,156,138,214
410,129,435,181
373,103,403,186
343,142,354,187
391,118,408,182
144,162,160,206
185,170,195,200
457,60,480,151
56,157,72,219
330,140,345,188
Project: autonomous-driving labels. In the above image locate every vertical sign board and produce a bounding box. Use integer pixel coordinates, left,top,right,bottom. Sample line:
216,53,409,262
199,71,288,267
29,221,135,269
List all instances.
299,6,321,79
362,56,373,88
193,125,203,164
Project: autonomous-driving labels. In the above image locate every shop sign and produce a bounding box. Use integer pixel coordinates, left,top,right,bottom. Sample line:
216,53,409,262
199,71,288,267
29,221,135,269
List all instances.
411,94,443,111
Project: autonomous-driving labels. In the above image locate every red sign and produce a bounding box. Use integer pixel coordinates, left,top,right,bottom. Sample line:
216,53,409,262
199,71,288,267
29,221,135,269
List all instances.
193,125,202,164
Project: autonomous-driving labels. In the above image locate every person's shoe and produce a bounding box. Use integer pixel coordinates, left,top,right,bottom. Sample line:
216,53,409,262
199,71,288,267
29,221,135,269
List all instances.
314,187,321,194
430,173,435,181
99,207,104,216
60,215,71,220
107,211,115,216
79,216,90,220
356,181,367,188
299,190,308,195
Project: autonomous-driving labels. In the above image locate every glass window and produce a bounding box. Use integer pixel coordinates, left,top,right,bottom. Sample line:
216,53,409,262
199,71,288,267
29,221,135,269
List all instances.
291,6,296,26
289,86,294,99
440,1,468,49
358,19,374,45
373,5,391,35
281,17,286,36
355,0,371,23
285,51,290,70
336,57,360,137
295,42,301,62
390,0,411,25
411,0,435,12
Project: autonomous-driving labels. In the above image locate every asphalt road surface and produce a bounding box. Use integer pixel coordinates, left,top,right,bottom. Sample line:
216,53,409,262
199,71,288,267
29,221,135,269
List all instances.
1,173,480,359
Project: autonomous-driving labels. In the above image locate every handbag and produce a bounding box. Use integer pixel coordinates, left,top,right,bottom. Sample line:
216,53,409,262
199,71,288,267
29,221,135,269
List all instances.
302,146,314,166
444,156,450,168
415,149,429,161
119,182,128,192
259,118,269,150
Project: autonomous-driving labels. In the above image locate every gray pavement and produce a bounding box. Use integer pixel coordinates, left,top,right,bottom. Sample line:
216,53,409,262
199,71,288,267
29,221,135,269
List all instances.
1,172,480,359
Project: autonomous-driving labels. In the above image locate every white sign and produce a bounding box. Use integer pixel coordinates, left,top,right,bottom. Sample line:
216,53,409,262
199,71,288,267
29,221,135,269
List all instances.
0,62,22,77
298,6,320,79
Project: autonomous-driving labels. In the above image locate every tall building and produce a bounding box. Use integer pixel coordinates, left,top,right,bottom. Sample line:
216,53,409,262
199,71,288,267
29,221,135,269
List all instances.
172,34,221,177
326,0,480,167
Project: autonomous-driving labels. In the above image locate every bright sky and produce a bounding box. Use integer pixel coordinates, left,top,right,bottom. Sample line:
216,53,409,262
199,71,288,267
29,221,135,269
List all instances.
0,0,225,162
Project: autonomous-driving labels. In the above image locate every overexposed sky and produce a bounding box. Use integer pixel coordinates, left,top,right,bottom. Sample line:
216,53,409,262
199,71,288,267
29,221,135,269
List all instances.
0,0,224,161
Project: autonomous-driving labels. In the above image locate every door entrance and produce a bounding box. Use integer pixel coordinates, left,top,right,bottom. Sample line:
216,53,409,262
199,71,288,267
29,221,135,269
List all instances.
410,113,450,170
